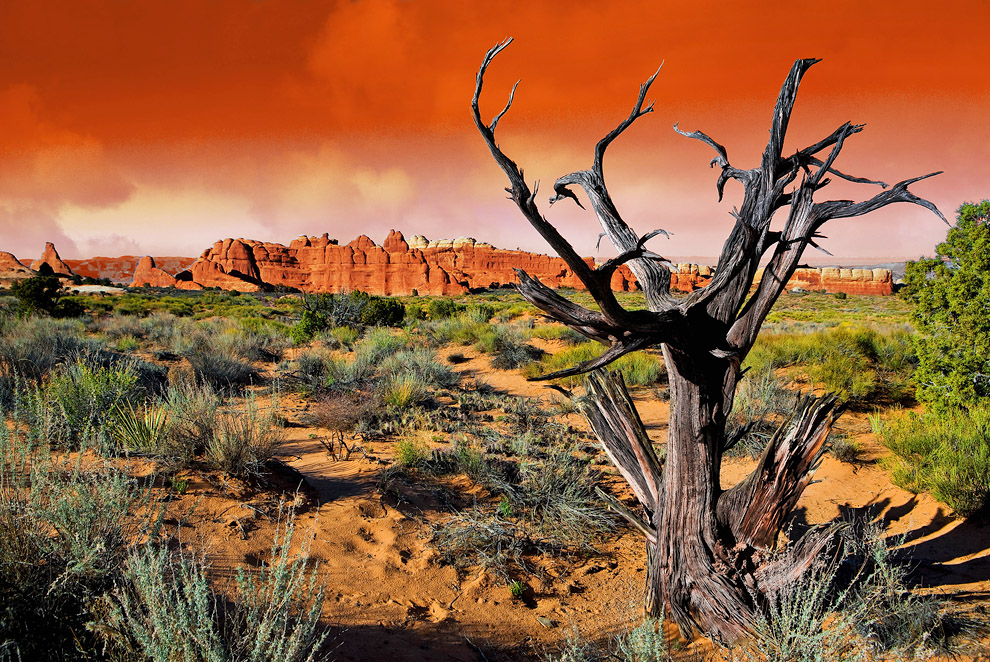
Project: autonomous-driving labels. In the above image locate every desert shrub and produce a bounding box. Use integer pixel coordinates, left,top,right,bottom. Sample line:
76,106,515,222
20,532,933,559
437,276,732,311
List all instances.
0,432,152,660
360,296,405,327
141,312,188,347
828,432,862,463
548,616,669,662
102,515,329,662
185,347,258,393
394,438,430,467
379,347,459,391
421,314,490,346
430,510,541,581
466,303,496,323
22,358,143,448
873,405,990,516
529,324,585,345
160,378,221,466
513,445,614,544
322,325,359,349
0,316,98,382
727,367,797,457
290,291,370,344
380,373,429,408
426,297,460,319
356,327,408,364
290,310,325,345
205,395,284,477
282,347,339,393
477,325,544,370
734,523,957,662
96,314,147,341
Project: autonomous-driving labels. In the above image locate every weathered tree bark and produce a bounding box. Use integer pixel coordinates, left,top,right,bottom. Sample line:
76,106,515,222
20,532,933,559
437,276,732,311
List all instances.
472,38,944,642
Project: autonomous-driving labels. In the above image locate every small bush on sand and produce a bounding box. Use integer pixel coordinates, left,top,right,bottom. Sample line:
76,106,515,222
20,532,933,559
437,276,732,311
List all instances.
873,405,990,516
185,347,258,393
0,430,152,660
206,395,284,478
727,367,797,458
24,358,142,448
101,514,329,662
160,378,221,465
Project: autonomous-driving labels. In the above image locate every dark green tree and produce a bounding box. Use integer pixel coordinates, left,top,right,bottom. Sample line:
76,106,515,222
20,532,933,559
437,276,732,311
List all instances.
903,201,990,409
10,274,64,316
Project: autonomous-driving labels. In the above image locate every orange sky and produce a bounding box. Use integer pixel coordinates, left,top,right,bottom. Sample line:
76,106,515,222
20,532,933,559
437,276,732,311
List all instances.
1,0,988,261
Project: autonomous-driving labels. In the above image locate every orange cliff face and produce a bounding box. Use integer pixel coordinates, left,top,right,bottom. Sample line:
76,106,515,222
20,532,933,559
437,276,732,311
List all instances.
162,230,892,296
3,236,894,297
68,256,197,283
175,230,634,296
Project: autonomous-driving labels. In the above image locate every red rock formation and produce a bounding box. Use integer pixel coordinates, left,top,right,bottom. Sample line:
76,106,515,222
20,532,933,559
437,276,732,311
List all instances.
66,255,196,283
753,266,893,295
31,242,74,275
136,230,893,297
130,256,179,288
0,251,36,286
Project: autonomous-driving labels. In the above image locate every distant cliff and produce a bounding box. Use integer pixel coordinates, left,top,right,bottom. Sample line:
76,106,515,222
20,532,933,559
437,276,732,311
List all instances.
5,234,895,296
141,230,638,295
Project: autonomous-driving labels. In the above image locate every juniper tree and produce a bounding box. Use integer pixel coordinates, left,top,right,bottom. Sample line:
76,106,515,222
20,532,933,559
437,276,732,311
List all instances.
472,39,943,641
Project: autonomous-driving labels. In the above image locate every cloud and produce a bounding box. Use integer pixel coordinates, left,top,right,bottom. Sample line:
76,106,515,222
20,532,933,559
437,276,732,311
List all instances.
0,203,79,259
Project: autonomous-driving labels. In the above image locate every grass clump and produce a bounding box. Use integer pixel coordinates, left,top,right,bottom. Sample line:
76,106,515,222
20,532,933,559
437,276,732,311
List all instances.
523,342,664,387
205,395,285,478
872,405,990,516
111,401,170,453
727,367,796,457
745,324,915,404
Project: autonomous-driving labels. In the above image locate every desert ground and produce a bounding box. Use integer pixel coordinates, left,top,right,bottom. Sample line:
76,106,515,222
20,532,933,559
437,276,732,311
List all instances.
2,287,989,661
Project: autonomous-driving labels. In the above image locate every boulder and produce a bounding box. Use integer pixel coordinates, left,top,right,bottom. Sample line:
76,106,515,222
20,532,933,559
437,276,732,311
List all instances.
30,242,74,276
130,256,178,288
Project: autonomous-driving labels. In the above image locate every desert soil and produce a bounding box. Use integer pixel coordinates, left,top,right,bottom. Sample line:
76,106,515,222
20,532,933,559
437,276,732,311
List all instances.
145,347,990,661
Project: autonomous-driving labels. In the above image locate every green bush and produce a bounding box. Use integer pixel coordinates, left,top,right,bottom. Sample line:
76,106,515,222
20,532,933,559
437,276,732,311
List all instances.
903,200,990,409
360,297,405,327
9,274,83,317
873,405,990,516
744,324,915,403
426,297,460,319
22,358,142,448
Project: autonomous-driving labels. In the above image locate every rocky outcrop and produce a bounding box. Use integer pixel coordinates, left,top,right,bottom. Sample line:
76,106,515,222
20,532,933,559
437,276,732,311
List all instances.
66,256,197,283
130,256,179,288
753,266,893,296
124,231,893,296
168,230,615,296
31,242,74,276
0,251,36,286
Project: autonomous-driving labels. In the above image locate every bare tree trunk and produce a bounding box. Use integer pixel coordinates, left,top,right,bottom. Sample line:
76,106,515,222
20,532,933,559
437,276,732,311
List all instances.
471,38,943,643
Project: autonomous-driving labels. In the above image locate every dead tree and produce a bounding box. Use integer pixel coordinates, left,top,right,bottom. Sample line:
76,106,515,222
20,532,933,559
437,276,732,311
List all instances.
471,39,944,643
